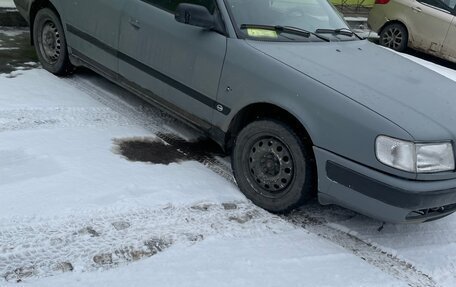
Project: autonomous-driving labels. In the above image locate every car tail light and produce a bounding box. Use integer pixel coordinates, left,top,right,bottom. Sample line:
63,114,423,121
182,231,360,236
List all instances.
375,0,390,4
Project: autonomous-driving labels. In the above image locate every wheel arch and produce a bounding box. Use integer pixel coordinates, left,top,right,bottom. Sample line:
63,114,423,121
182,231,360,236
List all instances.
29,0,61,45
224,102,315,153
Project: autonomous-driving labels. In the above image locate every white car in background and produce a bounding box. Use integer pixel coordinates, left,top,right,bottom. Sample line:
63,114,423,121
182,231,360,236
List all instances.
368,0,456,63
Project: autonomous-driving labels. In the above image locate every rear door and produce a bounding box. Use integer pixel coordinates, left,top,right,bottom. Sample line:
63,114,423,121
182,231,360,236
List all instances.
118,0,228,127
441,2,456,61
405,0,453,55
62,0,125,73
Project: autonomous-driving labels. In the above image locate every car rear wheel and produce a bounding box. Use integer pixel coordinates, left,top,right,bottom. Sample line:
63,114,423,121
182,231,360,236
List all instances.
33,8,74,75
379,23,408,52
232,120,316,213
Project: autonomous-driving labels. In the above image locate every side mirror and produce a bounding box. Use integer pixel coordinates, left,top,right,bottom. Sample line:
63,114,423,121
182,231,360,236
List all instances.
175,3,216,30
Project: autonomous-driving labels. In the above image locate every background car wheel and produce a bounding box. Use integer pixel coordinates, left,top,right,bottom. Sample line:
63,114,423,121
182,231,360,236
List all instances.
232,120,316,213
33,8,74,75
379,23,408,52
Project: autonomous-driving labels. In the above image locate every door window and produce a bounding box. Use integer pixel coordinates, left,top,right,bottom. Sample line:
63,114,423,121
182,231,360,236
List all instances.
419,0,455,12
444,0,456,9
145,0,217,14
447,0,456,12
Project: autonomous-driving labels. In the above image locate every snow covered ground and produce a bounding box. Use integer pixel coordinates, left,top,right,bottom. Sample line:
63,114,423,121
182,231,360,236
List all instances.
0,65,406,287
0,0,14,9
1,29,456,287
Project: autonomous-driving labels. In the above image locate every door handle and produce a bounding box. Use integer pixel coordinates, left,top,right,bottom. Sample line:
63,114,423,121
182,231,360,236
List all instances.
129,18,141,29
412,6,422,12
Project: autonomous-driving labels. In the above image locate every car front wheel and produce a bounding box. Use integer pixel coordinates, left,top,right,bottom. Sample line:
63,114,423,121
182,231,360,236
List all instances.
232,120,316,213
33,8,73,75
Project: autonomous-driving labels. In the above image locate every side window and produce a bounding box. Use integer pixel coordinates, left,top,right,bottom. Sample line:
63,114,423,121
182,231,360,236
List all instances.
147,0,217,14
445,0,456,10
419,0,454,12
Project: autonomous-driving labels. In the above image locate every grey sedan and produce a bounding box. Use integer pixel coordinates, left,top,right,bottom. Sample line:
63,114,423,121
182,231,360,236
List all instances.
14,0,456,223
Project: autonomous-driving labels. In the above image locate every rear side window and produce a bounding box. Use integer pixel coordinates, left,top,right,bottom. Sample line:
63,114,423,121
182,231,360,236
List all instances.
145,0,217,14
446,0,456,9
419,0,455,11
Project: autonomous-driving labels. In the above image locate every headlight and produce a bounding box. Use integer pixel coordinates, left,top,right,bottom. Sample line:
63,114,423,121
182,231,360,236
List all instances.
376,136,455,173
416,143,455,173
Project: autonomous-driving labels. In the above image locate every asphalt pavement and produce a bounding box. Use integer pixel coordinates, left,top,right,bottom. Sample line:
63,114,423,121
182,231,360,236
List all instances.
0,28,37,74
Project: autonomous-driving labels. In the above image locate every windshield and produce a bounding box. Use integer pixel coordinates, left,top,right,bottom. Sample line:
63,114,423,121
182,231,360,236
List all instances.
224,0,353,41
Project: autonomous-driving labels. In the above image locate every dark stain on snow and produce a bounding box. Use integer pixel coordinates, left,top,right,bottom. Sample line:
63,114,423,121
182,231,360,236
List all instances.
113,133,224,165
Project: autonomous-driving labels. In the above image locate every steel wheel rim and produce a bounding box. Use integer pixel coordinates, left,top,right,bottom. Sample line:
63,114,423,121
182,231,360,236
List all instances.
38,20,61,64
247,136,295,196
381,27,403,50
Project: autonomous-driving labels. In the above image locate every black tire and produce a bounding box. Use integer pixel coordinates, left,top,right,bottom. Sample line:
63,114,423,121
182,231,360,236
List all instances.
33,8,74,75
379,23,408,52
232,120,316,213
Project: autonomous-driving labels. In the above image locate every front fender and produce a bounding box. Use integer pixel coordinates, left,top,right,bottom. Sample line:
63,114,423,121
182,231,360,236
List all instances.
216,39,416,179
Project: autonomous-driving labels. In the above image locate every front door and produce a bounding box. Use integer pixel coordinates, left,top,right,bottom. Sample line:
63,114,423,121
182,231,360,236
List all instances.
63,0,125,72
406,0,453,55
118,0,228,126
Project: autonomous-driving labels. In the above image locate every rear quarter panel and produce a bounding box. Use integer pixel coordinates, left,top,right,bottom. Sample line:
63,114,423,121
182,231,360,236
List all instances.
369,0,415,42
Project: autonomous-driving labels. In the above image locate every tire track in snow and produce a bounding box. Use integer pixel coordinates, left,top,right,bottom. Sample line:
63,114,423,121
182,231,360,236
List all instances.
64,72,437,286
0,107,135,132
63,74,179,131
0,203,288,282
287,210,437,287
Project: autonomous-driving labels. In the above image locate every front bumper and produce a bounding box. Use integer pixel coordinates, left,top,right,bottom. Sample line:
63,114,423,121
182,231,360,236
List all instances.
315,147,456,223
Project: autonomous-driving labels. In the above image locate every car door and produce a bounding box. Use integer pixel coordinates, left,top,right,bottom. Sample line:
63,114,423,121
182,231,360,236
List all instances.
62,0,125,73
405,0,453,54
441,2,456,60
118,0,228,127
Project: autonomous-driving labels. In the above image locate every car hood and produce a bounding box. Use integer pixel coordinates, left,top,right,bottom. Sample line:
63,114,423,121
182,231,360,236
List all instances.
247,40,456,141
